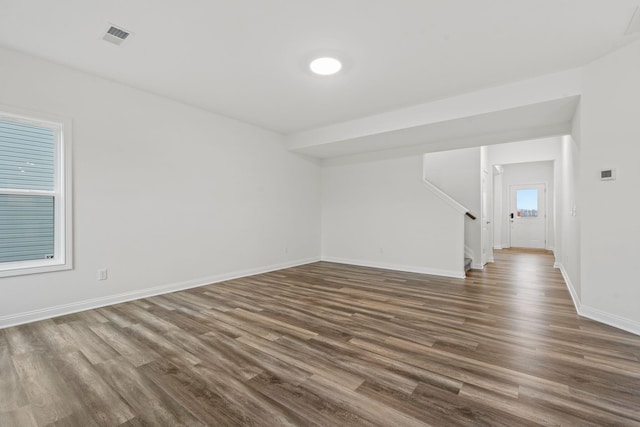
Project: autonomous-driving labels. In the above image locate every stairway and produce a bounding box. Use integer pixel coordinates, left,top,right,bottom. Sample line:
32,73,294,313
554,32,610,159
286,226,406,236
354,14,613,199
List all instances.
464,257,472,273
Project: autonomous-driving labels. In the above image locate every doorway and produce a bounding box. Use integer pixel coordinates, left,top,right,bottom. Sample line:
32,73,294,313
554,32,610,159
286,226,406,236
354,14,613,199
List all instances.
509,183,546,248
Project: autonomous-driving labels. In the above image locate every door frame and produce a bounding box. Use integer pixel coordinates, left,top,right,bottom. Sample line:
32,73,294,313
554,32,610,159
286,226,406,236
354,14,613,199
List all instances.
481,169,492,265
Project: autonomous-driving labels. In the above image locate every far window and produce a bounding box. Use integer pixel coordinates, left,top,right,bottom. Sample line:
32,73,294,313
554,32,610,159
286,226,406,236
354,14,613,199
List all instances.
516,188,538,218
0,108,72,277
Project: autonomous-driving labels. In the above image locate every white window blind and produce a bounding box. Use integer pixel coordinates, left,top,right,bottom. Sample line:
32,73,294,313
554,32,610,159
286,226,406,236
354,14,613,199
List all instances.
0,120,56,263
0,194,54,262
0,120,55,190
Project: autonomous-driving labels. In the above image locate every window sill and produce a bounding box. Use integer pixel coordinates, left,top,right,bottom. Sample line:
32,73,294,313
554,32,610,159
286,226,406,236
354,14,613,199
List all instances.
0,260,72,278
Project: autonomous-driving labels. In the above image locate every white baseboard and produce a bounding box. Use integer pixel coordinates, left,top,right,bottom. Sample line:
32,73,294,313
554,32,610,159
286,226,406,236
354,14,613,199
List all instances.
556,263,580,312
556,263,640,337
322,256,466,279
0,256,320,330
471,263,485,270
493,245,504,250
579,305,640,337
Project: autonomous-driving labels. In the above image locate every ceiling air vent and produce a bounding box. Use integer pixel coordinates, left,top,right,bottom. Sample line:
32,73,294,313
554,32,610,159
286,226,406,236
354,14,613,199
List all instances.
103,25,132,46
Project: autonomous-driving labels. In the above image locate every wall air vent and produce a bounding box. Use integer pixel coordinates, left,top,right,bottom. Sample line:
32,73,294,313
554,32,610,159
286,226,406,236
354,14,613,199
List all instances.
625,6,640,35
103,25,132,46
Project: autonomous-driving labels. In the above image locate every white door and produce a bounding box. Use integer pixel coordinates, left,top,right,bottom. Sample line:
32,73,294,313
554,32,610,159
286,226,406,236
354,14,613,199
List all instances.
509,184,546,249
481,170,492,265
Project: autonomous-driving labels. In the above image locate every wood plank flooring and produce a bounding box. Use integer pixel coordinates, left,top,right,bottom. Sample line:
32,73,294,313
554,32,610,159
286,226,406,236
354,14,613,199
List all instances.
1,249,640,426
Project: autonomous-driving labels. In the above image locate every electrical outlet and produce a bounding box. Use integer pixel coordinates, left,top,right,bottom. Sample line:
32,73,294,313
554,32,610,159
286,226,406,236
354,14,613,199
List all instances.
98,269,108,280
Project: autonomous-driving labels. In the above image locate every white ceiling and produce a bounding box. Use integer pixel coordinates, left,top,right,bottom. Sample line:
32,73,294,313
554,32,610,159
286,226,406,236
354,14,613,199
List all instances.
0,1,638,134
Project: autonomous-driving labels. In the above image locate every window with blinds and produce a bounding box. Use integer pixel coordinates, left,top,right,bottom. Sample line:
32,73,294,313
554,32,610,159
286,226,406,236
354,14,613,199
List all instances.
0,109,72,277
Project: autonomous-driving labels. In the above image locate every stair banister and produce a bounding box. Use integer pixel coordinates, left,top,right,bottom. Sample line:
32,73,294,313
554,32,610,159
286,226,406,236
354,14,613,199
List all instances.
422,177,475,218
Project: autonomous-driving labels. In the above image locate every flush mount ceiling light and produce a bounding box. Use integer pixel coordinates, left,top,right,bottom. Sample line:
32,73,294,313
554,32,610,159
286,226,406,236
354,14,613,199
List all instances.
309,57,342,75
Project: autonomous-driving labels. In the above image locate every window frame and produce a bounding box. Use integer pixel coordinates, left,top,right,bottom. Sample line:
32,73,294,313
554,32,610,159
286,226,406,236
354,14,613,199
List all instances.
0,105,73,277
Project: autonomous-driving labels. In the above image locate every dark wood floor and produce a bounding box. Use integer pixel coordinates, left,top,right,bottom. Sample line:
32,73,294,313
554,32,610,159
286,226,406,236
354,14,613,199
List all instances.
2,249,640,426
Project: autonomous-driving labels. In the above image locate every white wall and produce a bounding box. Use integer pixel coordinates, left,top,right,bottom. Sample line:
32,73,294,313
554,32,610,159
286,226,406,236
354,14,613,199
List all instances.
322,155,465,278
492,168,504,249
423,148,481,266
578,39,640,332
556,135,580,301
486,137,561,166
0,47,321,326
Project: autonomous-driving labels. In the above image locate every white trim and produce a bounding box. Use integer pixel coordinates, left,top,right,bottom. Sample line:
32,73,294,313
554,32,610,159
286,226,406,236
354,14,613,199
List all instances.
471,262,485,270
556,263,580,311
579,305,640,337
322,256,466,279
0,189,56,196
0,261,72,278
0,104,73,278
0,257,320,329
61,116,73,274
422,178,469,215
556,262,640,337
